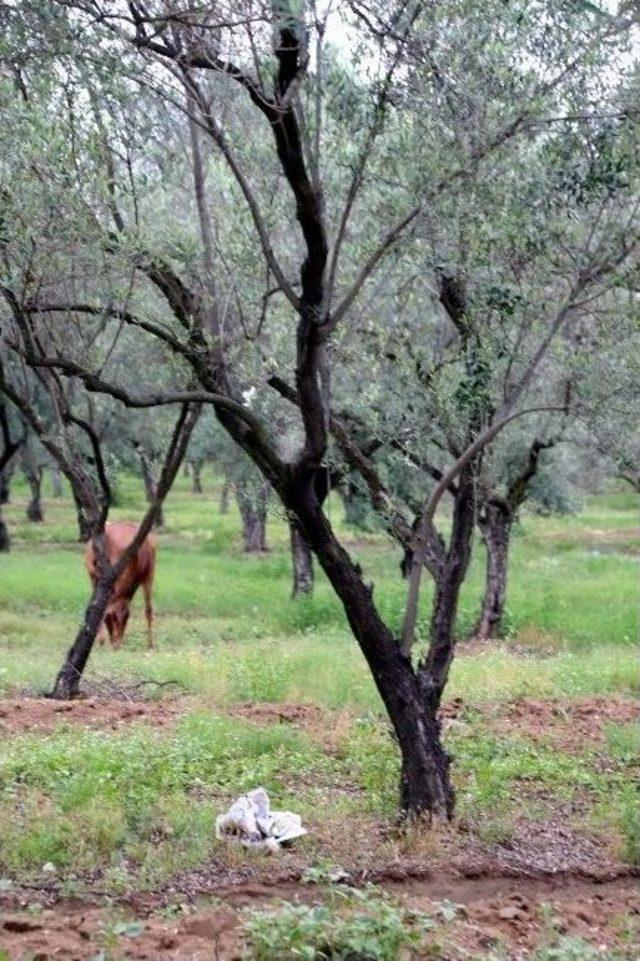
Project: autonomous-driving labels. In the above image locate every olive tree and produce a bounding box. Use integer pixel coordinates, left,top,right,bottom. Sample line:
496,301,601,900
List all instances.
4,0,639,816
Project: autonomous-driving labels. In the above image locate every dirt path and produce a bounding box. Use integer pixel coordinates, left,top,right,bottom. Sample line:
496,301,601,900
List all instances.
1,871,638,960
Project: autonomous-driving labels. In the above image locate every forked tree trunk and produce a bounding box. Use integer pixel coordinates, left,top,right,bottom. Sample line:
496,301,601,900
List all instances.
289,519,314,597
289,480,454,818
26,466,44,522
0,509,9,552
236,480,269,552
475,503,512,640
219,480,230,514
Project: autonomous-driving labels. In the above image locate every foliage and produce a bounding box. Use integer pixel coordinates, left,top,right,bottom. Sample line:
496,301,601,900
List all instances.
242,886,433,961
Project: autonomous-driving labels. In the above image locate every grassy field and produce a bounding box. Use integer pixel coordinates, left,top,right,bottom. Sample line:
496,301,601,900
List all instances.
0,471,638,959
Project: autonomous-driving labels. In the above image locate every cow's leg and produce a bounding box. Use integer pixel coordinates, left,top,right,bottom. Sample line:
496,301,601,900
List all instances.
97,623,107,646
143,578,155,649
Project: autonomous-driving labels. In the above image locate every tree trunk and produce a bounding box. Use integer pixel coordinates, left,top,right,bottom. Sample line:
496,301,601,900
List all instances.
219,480,230,514
419,469,476,715
0,467,12,505
0,509,9,552
192,461,204,493
73,496,93,543
51,464,63,497
236,480,269,552
50,562,115,699
475,503,512,640
26,467,44,522
289,479,454,818
138,450,163,527
289,519,314,597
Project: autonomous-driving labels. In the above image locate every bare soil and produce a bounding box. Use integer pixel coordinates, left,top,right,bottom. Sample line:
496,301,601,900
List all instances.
1,874,638,960
227,700,325,727
0,696,186,736
483,695,640,753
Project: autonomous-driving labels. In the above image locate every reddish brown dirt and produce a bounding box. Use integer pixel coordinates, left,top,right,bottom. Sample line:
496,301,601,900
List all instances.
1,875,638,960
488,696,640,752
0,697,185,736
227,700,325,727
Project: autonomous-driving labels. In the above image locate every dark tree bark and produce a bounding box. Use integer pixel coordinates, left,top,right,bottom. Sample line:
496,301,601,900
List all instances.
236,480,269,552
25,464,44,522
0,467,12,505
0,403,24,547
50,559,115,699
191,460,204,493
0,402,22,506
289,479,454,817
219,480,230,514
73,494,93,543
0,509,9,552
289,518,314,597
475,502,512,640
50,406,200,698
50,14,456,816
419,468,476,714
475,438,552,639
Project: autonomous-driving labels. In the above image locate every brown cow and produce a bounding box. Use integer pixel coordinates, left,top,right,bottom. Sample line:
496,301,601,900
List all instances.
85,521,156,650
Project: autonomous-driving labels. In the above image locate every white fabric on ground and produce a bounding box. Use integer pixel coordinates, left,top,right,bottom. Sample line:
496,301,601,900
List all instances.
215,787,306,850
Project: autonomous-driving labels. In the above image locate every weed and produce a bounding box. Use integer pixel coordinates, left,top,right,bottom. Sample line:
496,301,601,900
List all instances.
534,936,628,960
242,886,435,960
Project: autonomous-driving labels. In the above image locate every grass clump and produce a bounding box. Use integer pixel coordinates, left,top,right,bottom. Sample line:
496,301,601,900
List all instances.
242,886,435,960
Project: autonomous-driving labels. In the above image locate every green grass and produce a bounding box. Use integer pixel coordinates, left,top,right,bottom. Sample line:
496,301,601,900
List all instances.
0,713,333,883
0,472,638,888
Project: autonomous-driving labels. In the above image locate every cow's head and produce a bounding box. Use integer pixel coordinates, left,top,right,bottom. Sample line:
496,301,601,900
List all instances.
104,599,130,649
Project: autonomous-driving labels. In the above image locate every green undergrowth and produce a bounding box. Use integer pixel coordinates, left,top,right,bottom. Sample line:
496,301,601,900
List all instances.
0,479,638,888
0,714,332,884
242,885,436,961
2,703,636,886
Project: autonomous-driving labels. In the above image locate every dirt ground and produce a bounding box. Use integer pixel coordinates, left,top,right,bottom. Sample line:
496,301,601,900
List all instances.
0,694,638,959
1,692,636,746
1,873,638,960
0,696,187,736
487,696,640,753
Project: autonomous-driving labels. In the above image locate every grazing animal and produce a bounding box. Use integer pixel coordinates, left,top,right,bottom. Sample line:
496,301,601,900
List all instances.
85,522,156,650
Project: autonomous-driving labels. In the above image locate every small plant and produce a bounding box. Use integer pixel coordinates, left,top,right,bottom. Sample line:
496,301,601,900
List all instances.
242,886,435,960
534,936,624,960
620,795,640,866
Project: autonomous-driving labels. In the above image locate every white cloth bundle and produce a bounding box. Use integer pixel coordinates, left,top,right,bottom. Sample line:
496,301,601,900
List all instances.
215,787,306,851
